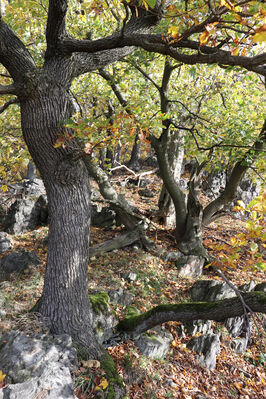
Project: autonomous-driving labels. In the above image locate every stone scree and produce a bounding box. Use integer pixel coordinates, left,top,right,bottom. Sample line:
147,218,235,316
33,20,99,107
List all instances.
0,232,13,254
0,331,78,399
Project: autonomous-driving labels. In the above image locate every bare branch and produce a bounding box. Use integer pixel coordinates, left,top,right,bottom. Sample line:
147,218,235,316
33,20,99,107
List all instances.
130,62,160,91
0,98,19,113
61,33,266,77
0,84,19,95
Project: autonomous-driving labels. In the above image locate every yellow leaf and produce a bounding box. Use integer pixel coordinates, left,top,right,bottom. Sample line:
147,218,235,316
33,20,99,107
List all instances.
252,29,266,43
0,370,6,383
220,0,237,11
199,30,210,45
142,0,149,11
232,47,240,55
0,185,8,192
168,25,179,39
95,377,109,391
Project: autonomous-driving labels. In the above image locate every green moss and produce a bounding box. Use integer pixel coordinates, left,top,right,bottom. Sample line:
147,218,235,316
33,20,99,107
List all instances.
98,354,124,398
117,302,218,333
125,305,140,317
89,291,110,314
95,321,104,334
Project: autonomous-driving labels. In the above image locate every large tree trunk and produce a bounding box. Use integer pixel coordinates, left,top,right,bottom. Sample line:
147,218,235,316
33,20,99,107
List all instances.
20,84,103,357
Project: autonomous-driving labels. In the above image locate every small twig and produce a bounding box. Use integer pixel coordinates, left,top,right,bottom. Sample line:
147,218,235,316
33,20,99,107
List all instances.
169,99,210,123
110,161,137,176
105,0,121,23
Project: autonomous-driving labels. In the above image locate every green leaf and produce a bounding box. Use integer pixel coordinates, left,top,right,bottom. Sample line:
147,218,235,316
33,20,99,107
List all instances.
146,0,157,8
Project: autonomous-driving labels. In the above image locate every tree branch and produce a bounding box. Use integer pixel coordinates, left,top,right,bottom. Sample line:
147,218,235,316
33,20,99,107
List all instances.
61,33,266,76
45,0,68,59
0,97,19,113
70,2,162,76
0,21,36,82
0,84,18,95
117,291,266,336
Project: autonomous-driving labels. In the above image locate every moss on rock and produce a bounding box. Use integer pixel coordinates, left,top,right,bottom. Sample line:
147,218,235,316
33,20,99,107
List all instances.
89,291,110,315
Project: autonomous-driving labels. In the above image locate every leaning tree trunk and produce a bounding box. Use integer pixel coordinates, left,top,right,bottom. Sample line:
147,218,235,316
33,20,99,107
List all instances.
158,132,184,227
20,82,103,358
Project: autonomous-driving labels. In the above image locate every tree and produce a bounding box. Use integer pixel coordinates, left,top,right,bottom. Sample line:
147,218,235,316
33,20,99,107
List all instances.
93,55,265,258
0,0,161,357
0,0,265,396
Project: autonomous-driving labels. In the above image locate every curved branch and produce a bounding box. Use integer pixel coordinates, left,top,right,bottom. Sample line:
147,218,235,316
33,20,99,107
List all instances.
69,3,162,76
0,97,19,113
0,84,18,95
117,291,266,336
61,33,266,76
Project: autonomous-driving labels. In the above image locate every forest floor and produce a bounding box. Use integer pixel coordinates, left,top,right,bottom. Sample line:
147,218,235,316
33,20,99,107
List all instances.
0,168,265,399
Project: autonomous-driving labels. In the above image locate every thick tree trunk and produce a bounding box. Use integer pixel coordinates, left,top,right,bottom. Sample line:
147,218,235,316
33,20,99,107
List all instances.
20,85,103,357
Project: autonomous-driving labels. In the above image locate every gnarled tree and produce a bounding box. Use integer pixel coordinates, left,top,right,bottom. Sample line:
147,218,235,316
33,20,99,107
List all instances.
0,1,265,396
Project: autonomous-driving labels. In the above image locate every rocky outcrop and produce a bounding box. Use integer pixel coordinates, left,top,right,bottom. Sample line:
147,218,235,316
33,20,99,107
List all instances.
4,179,48,234
175,255,205,278
187,333,220,370
135,326,173,359
0,331,78,399
0,232,13,254
189,280,235,302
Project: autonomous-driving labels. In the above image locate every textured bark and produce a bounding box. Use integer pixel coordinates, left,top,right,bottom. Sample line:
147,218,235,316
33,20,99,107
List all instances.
19,79,103,356
89,226,146,257
0,0,161,363
158,132,184,227
118,291,266,336
151,134,187,241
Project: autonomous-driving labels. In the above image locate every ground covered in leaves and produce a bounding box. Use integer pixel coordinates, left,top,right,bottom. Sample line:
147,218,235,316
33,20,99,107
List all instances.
0,169,265,399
